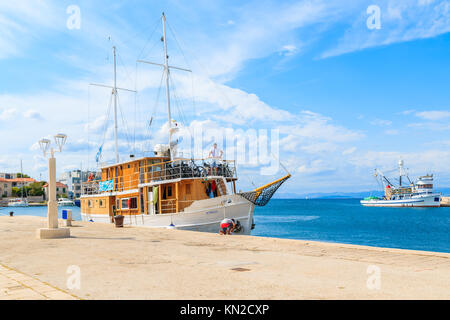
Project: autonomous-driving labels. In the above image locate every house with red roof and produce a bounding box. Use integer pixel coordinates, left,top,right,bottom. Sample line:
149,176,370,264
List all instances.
43,182,69,200
0,177,37,198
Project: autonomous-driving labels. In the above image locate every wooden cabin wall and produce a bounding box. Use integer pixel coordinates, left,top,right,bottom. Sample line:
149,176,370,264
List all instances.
115,192,140,216
81,196,114,216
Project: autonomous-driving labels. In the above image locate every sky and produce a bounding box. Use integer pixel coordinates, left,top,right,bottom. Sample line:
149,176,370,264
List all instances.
0,0,449,195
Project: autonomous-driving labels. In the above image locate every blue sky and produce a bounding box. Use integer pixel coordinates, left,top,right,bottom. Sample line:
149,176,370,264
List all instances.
0,0,449,194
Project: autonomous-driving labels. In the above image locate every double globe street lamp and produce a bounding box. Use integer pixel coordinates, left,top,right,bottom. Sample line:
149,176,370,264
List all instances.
36,134,70,239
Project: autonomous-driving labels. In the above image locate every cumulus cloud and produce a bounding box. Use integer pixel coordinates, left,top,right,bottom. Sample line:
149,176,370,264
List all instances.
23,109,43,120
0,108,17,120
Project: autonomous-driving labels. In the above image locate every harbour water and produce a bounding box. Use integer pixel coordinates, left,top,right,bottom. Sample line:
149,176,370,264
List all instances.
254,199,450,253
2,199,449,253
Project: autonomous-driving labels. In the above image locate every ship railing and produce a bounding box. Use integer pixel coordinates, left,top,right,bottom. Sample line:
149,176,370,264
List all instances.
138,158,236,185
82,181,100,195
81,158,236,196
160,199,177,214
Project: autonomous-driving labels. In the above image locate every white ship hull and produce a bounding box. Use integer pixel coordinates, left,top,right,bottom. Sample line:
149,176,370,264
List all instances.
81,195,255,235
361,194,441,207
7,199,29,207
7,203,29,207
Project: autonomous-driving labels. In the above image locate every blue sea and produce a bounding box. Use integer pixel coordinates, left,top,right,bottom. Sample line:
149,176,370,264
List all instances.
2,199,449,253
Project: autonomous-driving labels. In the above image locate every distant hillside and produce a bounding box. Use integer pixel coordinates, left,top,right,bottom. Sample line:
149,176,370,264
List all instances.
274,187,450,199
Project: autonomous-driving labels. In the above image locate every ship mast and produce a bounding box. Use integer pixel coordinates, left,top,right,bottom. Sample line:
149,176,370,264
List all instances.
113,46,119,163
90,46,136,164
137,13,192,161
162,13,173,158
20,160,25,200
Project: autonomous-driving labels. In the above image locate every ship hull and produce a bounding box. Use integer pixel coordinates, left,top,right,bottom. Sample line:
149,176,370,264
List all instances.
361,194,441,207
81,195,255,235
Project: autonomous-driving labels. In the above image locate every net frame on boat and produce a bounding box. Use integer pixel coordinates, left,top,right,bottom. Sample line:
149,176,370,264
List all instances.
239,174,291,206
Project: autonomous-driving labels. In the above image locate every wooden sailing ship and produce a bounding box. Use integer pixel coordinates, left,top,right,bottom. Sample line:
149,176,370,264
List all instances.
80,13,289,233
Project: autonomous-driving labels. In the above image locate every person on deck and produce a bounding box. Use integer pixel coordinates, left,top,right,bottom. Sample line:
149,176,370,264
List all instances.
219,218,236,235
208,143,223,176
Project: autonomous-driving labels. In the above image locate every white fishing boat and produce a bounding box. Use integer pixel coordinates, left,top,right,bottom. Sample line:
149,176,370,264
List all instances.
7,198,29,207
58,198,75,206
80,13,290,234
361,160,441,207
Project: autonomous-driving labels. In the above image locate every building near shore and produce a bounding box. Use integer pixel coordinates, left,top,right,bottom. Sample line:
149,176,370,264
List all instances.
59,170,97,199
0,178,12,197
0,177,37,198
43,182,69,199
0,173,18,179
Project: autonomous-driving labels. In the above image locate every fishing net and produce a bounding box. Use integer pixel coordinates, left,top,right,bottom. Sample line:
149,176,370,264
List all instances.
239,175,290,206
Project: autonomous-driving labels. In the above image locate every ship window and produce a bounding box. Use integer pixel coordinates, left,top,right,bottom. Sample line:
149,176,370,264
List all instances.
121,198,129,210
435,198,440,202
130,197,137,209
120,197,137,210
99,199,105,208
88,200,93,208
168,186,172,197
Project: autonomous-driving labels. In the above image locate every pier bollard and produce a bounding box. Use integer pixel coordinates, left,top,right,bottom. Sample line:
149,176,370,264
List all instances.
114,215,124,228
9,212,13,217
66,209,72,227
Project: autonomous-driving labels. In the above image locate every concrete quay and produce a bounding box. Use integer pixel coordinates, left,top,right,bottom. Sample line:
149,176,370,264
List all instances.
0,216,449,300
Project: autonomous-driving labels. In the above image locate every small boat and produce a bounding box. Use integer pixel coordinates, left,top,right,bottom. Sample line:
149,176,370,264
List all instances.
8,198,29,207
58,198,75,206
8,160,29,207
361,160,441,207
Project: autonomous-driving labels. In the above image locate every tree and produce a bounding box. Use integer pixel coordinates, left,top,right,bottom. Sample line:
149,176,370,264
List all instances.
28,182,45,196
16,173,31,178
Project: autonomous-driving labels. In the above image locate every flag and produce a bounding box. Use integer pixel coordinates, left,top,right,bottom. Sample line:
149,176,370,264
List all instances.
95,145,103,163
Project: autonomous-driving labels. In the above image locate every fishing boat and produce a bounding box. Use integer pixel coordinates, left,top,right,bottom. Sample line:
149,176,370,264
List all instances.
8,198,29,207
361,160,441,207
80,13,289,234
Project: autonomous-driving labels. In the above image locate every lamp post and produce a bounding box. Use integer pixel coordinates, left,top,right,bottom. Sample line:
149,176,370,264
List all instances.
36,134,70,239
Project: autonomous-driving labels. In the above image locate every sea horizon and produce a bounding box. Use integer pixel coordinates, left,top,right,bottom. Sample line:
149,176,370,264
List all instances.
4,198,449,254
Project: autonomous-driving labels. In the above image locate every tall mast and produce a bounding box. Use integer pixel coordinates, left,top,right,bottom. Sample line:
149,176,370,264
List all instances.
20,160,24,200
136,13,192,160
162,13,173,160
90,47,136,165
113,46,119,163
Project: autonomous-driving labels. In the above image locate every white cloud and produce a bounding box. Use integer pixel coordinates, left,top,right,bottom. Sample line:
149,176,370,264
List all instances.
0,1,61,59
23,109,43,120
384,129,399,135
321,0,450,58
342,147,357,155
0,108,17,120
415,110,450,120
370,119,392,126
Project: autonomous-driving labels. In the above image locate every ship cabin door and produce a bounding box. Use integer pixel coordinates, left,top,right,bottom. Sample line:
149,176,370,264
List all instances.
160,183,177,214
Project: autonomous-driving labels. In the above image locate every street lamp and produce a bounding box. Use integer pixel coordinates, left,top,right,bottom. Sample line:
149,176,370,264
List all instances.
36,134,70,239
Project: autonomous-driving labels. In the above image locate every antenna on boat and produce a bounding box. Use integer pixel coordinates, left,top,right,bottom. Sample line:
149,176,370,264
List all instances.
90,46,137,164
137,12,192,161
